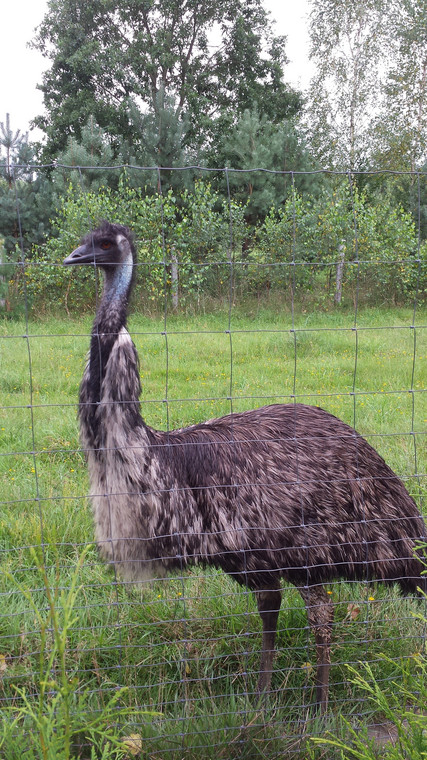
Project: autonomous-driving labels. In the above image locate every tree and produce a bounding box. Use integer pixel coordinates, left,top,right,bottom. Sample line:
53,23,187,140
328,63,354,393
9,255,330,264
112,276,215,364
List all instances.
0,114,29,187
219,108,320,221
305,0,385,170
52,117,122,194
370,0,427,173
0,115,54,257
356,0,427,237
31,0,126,159
31,0,301,163
0,170,54,257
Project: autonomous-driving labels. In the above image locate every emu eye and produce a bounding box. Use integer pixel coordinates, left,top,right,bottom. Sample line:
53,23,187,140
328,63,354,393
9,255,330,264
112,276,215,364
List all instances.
100,241,112,250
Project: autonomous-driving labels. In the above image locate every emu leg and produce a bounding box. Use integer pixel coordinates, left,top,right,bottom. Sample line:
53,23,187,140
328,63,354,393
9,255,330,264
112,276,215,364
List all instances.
299,585,334,712
255,584,282,695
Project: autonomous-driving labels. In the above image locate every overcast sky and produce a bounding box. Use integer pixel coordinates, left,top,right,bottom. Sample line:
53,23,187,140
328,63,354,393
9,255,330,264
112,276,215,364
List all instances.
1,0,313,143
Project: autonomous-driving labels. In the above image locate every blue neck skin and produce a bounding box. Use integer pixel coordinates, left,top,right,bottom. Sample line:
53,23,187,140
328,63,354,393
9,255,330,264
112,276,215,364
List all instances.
107,252,133,303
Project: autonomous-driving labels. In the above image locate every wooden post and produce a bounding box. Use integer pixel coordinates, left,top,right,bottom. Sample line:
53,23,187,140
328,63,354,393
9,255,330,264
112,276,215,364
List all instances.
335,242,345,304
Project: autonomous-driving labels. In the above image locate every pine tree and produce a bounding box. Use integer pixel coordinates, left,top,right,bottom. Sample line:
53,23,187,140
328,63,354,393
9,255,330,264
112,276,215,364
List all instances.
0,114,29,188
219,109,320,221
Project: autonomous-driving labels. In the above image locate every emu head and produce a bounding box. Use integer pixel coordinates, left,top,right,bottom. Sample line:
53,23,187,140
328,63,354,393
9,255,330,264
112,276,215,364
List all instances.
63,221,135,272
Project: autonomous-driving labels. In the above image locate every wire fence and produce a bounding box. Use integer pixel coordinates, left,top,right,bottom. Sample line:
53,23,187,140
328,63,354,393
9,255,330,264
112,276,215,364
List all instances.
0,166,426,758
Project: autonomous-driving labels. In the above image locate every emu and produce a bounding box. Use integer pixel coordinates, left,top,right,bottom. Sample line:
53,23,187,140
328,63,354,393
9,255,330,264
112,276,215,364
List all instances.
64,221,426,712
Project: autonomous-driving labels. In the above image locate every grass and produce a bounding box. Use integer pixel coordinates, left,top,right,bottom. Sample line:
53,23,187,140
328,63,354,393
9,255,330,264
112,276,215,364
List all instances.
0,302,426,758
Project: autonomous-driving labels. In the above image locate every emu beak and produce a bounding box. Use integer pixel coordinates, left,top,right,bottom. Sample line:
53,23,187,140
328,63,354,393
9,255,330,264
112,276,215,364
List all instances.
63,244,96,266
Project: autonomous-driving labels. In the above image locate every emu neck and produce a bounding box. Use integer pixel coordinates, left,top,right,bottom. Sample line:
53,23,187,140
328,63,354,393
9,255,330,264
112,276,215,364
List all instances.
89,258,134,403
95,257,133,333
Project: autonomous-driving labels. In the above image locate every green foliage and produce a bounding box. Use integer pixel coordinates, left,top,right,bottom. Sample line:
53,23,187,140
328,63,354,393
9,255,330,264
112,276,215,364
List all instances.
0,114,29,186
13,176,427,314
129,91,192,182
30,0,126,160
23,179,243,313
219,109,321,219
243,191,312,296
0,116,54,260
254,182,426,304
306,0,427,174
306,0,385,170
0,240,27,319
52,118,122,194
0,547,153,759
31,0,302,164
313,591,427,759
0,174,54,257
370,0,427,173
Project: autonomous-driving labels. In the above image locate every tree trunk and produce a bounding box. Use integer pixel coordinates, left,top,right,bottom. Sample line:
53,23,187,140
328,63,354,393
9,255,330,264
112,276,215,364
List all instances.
0,244,5,310
171,248,179,311
335,242,345,304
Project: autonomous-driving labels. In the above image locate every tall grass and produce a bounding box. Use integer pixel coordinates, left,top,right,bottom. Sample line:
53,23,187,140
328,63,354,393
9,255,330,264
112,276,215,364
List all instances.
0,304,426,758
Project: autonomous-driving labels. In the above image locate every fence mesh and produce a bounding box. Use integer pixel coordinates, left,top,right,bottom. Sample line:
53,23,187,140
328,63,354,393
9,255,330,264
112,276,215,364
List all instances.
0,166,426,757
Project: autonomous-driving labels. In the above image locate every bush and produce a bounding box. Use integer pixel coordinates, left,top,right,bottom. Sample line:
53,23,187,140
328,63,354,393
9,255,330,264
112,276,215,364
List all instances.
22,178,245,314
10,177,427,315
255,183,426,306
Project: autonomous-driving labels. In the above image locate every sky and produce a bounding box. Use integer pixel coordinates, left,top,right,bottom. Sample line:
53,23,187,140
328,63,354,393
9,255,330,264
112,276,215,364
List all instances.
0,0,313,144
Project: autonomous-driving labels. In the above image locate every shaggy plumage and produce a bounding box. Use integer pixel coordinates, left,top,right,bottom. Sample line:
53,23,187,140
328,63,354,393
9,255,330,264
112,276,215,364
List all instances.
64,221,426,711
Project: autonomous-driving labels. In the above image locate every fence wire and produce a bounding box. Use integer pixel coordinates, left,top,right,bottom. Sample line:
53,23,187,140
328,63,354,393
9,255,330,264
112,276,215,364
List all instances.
0,166,426,757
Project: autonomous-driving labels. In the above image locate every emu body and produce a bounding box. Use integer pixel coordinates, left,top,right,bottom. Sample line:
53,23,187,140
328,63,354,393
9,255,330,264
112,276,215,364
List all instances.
65,222,426,712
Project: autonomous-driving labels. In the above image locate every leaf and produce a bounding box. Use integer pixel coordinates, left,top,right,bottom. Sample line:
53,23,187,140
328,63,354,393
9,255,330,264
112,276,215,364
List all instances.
346,603,361,621
0,653,7,673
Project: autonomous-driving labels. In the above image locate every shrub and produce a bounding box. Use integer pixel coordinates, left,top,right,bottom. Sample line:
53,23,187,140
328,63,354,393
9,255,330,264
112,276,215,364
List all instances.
10,177,427,315
22,178,243,314
255,183,426,306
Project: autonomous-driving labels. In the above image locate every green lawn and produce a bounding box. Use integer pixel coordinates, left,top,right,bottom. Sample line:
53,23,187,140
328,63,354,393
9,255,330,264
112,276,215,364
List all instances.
0,304,426,758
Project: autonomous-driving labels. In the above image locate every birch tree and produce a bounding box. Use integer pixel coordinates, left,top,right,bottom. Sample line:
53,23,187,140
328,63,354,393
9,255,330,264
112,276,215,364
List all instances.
371,0,427,172
305,0,385,170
